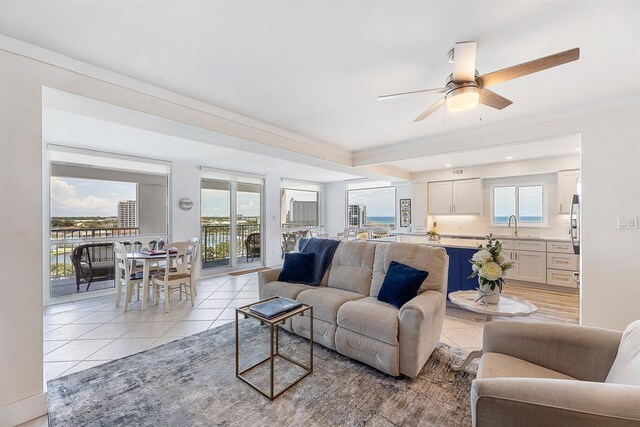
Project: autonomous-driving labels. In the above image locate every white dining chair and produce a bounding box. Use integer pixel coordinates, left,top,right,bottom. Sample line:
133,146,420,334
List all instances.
114,242,144,311
151,241,198,313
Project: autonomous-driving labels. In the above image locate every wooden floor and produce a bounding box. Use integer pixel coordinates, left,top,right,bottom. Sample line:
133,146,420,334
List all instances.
447,284,580,325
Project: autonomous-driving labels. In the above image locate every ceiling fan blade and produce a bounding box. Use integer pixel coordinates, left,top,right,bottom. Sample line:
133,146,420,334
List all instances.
378,87,447,101
479,89,513,110
452,41,477,82
413,98,445,122
477,47,580,88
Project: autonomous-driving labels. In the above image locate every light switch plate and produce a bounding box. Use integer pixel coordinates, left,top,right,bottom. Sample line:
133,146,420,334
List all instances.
617,217,638,229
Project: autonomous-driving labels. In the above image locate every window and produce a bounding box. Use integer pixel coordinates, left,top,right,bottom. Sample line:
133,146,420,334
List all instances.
492,185,544,225
281,189,319,228
48,147,170,299
346,186,396,229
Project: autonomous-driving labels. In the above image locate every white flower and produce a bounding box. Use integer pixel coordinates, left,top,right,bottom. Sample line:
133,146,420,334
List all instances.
472,264,479,273
497,254,506,264
479,262,503,281
472,249,493,264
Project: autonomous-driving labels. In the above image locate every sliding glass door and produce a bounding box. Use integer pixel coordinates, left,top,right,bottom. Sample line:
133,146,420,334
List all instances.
200,171,263,272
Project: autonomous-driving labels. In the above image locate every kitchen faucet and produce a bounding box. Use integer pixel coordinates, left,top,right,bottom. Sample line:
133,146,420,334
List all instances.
507,215,518,236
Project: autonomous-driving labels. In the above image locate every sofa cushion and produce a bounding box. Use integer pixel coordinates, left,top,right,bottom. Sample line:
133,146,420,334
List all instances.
278,252,315,284
326,240,376,295
261,281,316,300
478,352,575,380
337,297,399,345
370,243,447,297
296,287,364,323
606,319,640,385
377,261,428,309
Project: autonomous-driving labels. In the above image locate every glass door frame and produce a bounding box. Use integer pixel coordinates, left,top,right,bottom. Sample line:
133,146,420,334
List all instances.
199,174,265,276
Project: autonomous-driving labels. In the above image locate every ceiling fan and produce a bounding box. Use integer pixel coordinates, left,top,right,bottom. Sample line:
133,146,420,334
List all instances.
378,42,580,122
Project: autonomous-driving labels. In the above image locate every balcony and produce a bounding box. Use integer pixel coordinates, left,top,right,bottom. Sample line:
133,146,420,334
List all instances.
49,225,261,297
201,223,261,269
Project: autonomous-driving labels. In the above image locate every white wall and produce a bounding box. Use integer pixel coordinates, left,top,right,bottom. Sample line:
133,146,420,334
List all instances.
323,181,346,236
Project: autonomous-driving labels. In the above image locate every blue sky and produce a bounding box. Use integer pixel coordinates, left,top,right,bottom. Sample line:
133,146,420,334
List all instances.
348,187,395,216
202,189,261,217
50,177,136,217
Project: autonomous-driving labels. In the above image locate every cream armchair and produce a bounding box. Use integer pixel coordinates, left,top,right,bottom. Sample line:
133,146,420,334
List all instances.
472,321,640,427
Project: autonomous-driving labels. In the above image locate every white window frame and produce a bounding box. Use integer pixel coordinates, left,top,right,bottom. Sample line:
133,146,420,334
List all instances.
345,185,397,230
490,183,548,228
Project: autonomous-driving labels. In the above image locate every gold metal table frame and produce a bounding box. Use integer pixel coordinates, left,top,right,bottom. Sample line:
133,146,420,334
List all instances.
235,297,314,400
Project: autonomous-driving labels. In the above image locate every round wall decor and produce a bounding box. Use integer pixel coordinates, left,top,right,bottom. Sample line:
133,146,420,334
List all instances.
179,198,193,211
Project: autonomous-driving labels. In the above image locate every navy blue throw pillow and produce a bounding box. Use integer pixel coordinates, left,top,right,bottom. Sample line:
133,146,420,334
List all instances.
278,252,316,284
377,261,429,309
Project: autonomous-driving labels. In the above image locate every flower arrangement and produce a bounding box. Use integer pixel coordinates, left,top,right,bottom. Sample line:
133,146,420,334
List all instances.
468,234,514,302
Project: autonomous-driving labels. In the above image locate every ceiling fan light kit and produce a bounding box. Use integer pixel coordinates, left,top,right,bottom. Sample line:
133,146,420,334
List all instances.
379,42,580,122
446,85,480,112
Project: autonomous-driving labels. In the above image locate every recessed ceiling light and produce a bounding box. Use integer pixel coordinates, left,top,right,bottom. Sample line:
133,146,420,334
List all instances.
574,148,581,151
445,163,452,167
505,156,513,160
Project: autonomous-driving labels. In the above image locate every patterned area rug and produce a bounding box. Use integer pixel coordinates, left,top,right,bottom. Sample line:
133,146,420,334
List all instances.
47,321,477,426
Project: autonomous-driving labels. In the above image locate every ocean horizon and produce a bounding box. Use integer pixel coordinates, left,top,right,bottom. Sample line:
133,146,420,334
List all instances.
366,216,395,225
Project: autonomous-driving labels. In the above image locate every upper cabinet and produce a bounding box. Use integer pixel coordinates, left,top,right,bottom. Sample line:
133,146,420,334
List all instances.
411,182,427,226
557,169,580,214
427,181,453,214
428,178,482,215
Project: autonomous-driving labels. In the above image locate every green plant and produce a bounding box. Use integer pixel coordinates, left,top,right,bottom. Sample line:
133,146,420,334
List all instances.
468,234,514,291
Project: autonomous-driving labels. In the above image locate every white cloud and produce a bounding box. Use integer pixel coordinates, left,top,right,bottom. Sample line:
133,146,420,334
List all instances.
51,177,114,214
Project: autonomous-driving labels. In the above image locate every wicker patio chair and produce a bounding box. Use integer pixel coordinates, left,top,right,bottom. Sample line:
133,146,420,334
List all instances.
245,232,261,262
70,242,116,292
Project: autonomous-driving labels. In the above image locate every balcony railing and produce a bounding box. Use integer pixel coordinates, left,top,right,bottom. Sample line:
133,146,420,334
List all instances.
201,223,261,263
50,227,140,280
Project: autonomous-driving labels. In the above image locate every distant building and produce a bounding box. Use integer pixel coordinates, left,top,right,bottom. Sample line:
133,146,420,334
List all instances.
117,200,136,228
289,199,318,226
348,204,367,228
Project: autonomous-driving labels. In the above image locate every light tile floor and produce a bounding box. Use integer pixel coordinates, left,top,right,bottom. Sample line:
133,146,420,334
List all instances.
42,272,484,383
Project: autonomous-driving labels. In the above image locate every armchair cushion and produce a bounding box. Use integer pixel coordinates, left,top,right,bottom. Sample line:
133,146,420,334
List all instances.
606,319,640,385
478,352,575,381
377,261,428,309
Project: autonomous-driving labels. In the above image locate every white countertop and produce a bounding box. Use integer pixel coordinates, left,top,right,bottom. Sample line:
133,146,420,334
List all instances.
390,231,571,243
372,235,484,249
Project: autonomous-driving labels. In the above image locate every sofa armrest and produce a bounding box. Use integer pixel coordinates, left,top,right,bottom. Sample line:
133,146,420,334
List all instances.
257,268,282,298
472,378,640,427
483,321,622,382
397,290,446,378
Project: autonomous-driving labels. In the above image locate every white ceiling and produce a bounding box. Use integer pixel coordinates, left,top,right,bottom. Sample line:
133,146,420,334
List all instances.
1,0,638,154
387,134,581,172
42,107,361,183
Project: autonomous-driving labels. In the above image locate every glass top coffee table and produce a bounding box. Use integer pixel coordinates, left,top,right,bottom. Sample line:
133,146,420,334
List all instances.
448,290,537,372
235,296,314,400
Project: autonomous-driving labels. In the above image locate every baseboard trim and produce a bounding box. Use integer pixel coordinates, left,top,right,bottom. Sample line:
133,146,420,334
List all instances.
0,392,48,427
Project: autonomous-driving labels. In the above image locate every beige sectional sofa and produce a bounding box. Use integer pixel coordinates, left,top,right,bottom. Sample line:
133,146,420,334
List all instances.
257,240,448,377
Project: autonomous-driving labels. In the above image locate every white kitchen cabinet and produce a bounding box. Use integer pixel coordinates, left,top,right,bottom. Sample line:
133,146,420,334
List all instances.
502,250,515,279
546,241,574,254
547,252,579,271
513,250,547,283
558,169,580,213
428,181,453,214
411,182,427,226
452,178,482,214
428,178,481,215
547,269,578,288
